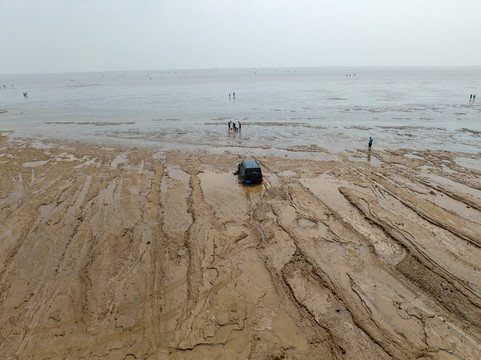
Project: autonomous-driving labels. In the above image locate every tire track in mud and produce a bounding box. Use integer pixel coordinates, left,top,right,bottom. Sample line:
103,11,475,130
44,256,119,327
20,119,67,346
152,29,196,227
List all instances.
340,186,481,329
0,170,99,355
163,159,209,350
292,186,408,358
155,157,195,352
417,177,481,213
339,158,481,309
0,170,37,288
371,154,480,199
142,163,166,350
242,184,336,359
0,144,166,357
156,154,223,352
351,163,481,284
331,159,481,358
165,156,340,358
281,257,392,359
376,149,481,204
252,180,402,359
1,150,163,358
2,137,481,358
170,155,285,353
256,169,481,359
355,165,481,248
184,170,211,304
73,156,164,358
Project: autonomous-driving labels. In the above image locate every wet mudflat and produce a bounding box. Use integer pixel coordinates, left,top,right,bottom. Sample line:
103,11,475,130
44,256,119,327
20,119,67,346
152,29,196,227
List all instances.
1,134,481,359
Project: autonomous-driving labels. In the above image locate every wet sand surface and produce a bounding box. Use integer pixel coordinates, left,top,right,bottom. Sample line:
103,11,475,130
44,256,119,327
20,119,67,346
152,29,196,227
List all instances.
1,133,481,359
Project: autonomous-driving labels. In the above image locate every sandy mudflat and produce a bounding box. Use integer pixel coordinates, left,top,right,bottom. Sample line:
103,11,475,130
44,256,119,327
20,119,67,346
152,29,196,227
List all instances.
1,133,481,359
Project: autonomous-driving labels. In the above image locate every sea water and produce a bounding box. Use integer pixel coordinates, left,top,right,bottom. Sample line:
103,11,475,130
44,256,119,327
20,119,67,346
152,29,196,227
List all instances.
1,67,480,153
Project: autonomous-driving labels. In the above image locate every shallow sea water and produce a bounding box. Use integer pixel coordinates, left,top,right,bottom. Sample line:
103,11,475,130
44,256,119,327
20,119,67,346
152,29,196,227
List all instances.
1,67,480,154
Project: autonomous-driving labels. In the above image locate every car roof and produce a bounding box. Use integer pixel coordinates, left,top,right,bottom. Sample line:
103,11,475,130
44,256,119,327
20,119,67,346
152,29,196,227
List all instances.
242,160,260,169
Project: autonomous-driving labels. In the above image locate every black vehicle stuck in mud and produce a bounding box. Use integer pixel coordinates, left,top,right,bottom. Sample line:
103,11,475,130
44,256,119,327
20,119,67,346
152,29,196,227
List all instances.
237,160,263,184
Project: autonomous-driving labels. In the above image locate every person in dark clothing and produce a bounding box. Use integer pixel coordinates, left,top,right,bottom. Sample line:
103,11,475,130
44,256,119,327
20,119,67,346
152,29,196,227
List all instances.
368,137,373,151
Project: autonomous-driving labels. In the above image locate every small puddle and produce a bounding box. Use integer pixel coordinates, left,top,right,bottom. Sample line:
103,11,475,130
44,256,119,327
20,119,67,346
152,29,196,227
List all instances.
425,173,481,201
405,153,424,160
297,218,328,239
455,157,481,171
199,170,251,221
437,349,464,360
22,160,50,167
348,154,382,167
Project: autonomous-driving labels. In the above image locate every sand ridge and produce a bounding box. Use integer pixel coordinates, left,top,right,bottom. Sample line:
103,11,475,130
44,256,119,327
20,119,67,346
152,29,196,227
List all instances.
0,134,481,359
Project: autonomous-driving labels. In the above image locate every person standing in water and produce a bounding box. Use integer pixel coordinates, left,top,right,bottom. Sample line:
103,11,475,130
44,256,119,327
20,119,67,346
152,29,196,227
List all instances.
368,137,373,151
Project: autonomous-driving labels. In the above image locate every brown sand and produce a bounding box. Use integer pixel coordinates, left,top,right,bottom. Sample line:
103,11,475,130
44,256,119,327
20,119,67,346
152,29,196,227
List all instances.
1,133,481,359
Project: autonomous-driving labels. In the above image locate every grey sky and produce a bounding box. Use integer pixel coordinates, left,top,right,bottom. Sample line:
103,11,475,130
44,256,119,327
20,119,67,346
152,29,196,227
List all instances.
1,0,480,74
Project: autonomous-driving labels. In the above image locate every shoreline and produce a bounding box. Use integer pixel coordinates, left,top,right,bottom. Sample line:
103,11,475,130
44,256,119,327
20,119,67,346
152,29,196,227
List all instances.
2,121,481,159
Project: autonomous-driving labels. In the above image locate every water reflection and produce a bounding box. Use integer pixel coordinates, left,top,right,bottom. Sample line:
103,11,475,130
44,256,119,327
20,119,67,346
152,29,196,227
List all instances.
228,128,242,143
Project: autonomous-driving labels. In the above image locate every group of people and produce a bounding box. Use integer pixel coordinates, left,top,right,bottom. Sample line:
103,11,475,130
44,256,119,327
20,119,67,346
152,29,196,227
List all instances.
228,120,241,132
23,92,28,98
229,92,236,100
470,94,476,102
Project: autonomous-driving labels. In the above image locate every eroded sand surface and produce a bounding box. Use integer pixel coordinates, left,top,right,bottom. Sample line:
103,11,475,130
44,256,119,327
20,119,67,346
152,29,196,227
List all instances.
1,134,481,359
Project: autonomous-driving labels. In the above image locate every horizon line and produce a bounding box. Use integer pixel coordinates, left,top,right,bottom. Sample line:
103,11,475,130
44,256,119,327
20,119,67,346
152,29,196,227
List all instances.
2,65,481,77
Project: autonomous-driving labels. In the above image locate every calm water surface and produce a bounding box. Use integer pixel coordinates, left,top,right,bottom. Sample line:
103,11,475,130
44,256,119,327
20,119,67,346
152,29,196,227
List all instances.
1,67,480,154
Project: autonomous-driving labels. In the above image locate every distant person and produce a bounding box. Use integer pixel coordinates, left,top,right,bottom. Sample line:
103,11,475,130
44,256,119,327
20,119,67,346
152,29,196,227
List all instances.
368,137,373,151
233,92,236,100
474,94,476,101
470,94,473,102
229,93,231,100
238,121,241,130
233,122,237,131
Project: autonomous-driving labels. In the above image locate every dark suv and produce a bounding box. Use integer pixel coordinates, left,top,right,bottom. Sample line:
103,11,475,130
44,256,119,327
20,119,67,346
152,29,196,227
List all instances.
237,160,263,184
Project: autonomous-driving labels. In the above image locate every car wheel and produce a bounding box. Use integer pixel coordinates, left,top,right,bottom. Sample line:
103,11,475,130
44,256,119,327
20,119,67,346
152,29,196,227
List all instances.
249,171,261,182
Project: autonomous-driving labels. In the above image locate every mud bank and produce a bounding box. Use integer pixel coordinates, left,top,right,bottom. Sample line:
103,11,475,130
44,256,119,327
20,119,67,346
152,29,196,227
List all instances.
1,134,481,359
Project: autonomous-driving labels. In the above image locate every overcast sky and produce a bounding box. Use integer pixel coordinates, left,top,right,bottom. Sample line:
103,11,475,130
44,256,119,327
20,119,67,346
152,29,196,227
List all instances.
1,0,480,74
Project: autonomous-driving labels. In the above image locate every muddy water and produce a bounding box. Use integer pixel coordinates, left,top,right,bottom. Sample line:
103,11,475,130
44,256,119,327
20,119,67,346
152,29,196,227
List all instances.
0,134,481,359
2,67,481,154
